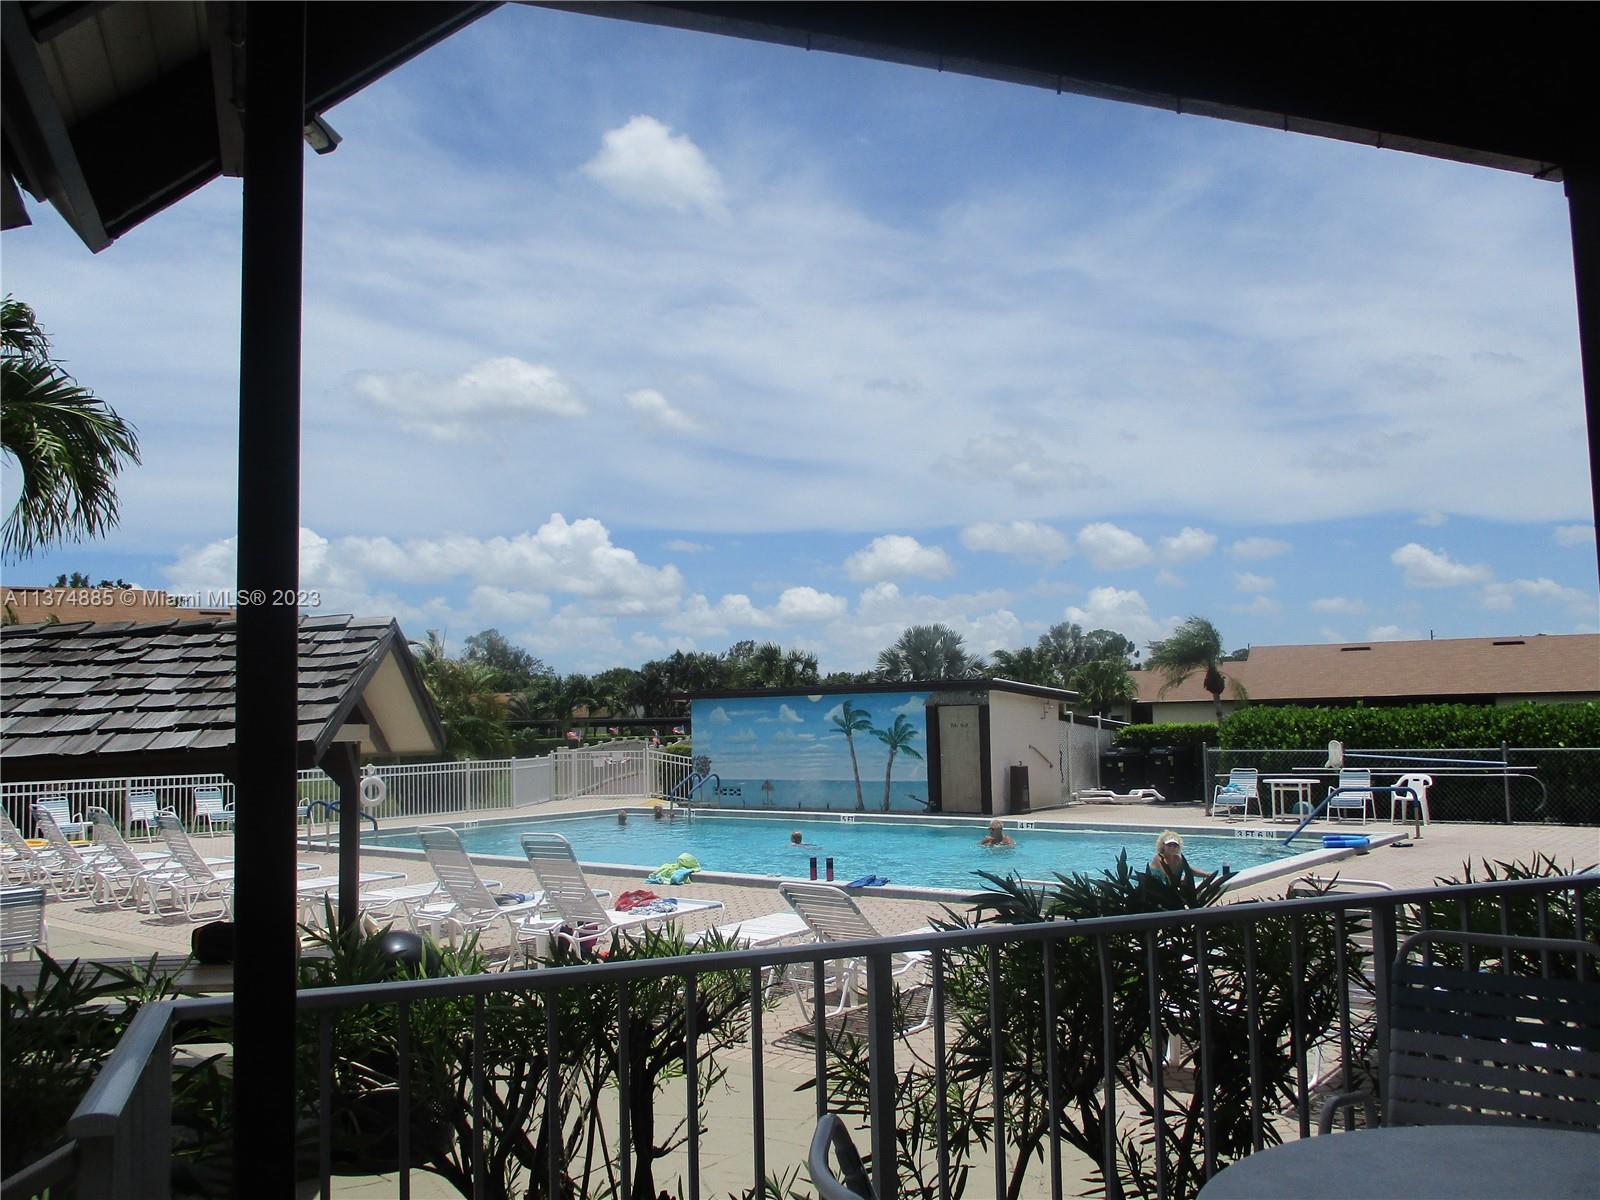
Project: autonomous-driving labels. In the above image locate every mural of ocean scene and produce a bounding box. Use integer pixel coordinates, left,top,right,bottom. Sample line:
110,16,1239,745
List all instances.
689,691,930,812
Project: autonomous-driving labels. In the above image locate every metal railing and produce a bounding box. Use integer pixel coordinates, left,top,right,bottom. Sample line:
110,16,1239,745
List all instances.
3,748,696,841
12,872,1592,1200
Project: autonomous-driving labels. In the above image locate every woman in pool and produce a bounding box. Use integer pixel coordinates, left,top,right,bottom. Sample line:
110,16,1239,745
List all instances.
1149,831,1222,883
978,819,1015,848
789,830,819,848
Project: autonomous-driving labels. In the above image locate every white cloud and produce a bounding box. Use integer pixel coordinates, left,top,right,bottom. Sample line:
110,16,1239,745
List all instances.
960,520,1071,562
624,388,700,435
665,592,775,636
1311,596,1366,615
465,585,552,624
1233,594,1281,616
774,586,848,623
1391,542,1494,588
352,357,585,441
1155,568,1185,588
1076,523,1154,570
1235,572,1276,593
1482,578,1596,615
941,435,1102,495
665,539,711,553
1554,524,1596,546
1159,526,1216,562
1367,624,1421,641
844,535,953,582
1063,586,1176,644
708,706,730,724
1228,537,1292,560
581,115,726,216
1415,511,1449,528
776,704,803,724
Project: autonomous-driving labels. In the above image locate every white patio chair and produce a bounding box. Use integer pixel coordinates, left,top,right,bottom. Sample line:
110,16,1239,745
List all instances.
125,789,170,840
141,813,236,920
85,806,189,907
34,794,90,840
1390,773,1432,824
415,827,563,962
520,831,722,956
1327,768,1373,824
778,882,933,1032
1211,768,1260,819
0,887,47,962
192,786,236,836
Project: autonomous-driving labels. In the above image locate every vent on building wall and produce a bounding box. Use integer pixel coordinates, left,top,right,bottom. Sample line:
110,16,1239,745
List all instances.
1492,640,1526,646
1339,646,1372,652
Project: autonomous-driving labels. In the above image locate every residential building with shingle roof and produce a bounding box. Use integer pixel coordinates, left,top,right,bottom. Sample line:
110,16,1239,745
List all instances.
1125,634,1600,724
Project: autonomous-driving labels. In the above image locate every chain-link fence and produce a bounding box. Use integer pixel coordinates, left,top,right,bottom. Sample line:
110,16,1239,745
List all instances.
1202,745,1600,825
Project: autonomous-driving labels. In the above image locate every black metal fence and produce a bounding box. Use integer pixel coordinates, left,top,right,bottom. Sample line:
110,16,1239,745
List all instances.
5,872,1594,1200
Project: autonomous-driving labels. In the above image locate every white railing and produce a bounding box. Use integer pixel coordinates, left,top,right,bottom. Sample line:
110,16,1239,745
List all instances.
4,747,696,837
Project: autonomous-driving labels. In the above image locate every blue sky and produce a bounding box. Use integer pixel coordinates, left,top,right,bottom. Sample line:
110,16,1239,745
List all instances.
3,7,1595,673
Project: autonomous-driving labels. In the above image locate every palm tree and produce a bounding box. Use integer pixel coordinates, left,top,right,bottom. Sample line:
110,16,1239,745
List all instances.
870,713,924,812
514,673,596,741
2,297,141,560
831,699,874,811
876,624,982,681
1145,616,1243,722
987,646,1062,687
411,631,512,759
1069,658,1137,717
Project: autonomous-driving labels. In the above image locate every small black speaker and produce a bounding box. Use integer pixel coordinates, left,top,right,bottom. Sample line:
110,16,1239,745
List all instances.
376,930,441,977
191,921,235,965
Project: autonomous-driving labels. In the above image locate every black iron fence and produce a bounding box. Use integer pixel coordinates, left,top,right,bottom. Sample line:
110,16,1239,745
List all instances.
3,872,1594,1200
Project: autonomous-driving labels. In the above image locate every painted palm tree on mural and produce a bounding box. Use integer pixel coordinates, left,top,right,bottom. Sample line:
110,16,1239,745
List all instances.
870,714,924,812
831,699,873,811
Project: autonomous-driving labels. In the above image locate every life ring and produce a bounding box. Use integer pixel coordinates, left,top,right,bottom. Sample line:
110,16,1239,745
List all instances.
358,773,387,810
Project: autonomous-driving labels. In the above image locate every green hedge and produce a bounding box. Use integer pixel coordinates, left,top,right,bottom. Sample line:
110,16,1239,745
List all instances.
1112,723,1219,753
1216,701,1600,752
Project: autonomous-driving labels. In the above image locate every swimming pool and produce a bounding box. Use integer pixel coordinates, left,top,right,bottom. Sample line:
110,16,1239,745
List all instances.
369,813,1313,892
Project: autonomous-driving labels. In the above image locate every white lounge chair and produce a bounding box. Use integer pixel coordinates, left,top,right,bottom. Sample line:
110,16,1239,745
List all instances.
85,807,189,907
142,813,236,920
520,831,723,956
28,805,103,895
294,870,408,924
1211,768,1260,819
192,786,236,835
415,827,563,962
778,882,933,1031
687,911,810,949
1328,768,1373,824
1,808,47,885
0,886,46,962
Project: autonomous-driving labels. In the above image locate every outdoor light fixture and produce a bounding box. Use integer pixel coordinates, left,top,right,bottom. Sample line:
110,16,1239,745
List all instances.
302,115,342,155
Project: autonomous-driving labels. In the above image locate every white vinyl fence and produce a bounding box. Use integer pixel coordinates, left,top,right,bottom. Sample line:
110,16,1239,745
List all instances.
3,745,697,836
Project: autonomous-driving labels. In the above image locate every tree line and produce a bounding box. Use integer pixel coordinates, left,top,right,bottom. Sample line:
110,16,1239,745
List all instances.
410,617,1244,760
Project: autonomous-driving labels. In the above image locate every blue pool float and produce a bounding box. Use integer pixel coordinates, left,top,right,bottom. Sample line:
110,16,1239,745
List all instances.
1322,834,1371,850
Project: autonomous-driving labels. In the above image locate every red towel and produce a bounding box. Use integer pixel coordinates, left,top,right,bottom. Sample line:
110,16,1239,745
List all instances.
615,889,659,912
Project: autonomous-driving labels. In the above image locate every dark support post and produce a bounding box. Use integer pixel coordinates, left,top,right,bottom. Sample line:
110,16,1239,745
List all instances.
324,742,363,932
865,952,898,1200
1565,160,1600,590
233,3,306,1193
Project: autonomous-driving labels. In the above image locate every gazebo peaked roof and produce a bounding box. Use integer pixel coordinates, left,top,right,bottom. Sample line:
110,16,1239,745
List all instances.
0,612,445,781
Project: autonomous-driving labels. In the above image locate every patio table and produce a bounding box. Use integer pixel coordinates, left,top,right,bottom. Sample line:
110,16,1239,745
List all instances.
1260,777,1317,821
1194,1125,1599,1199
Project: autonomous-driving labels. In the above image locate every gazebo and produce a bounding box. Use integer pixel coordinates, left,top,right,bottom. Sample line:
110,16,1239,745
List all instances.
2,4,1593,1189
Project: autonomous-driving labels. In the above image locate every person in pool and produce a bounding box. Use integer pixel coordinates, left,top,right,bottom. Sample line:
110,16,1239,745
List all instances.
978,819,1015,848
789,830,819,848
616,811,628,826
1149,831,1226,883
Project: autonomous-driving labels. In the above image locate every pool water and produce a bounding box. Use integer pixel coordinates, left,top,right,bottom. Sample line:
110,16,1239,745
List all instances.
371,814,1300,892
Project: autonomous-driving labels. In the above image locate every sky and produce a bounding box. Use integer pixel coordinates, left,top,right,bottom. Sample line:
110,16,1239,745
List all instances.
2,7,1596,675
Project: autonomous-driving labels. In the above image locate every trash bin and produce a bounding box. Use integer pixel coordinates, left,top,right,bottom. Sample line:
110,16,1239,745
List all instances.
1099,747,1144,792
1144,746,1176,797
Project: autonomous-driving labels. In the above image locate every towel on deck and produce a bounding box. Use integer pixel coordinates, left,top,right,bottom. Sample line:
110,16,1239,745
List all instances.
646,852,702,885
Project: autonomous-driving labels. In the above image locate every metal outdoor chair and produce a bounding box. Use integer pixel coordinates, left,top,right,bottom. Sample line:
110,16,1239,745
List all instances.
1326,768,1373,824
0,887,47,962
1211,768,1260,819
1319,930,1600,1134
808,1114,876,1200
192,786,236,835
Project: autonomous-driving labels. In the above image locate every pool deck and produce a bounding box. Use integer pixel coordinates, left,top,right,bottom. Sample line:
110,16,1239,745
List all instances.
14,796,1596,1198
